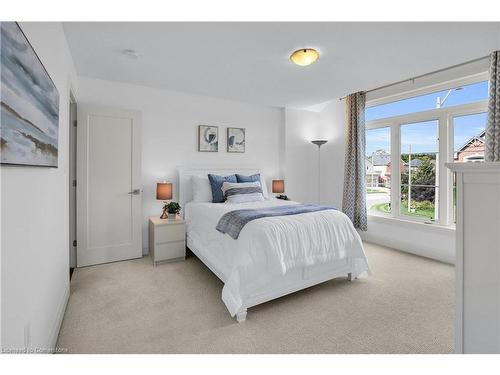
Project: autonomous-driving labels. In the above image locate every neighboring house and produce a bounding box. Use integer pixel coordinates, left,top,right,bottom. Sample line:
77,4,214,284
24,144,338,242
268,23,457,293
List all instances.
366,150,406,187
372,150,391,182
386,160,407,177
365,150,390,187
372,151,391,167
454,130,485,162
366,157,380,187
409,159,423,171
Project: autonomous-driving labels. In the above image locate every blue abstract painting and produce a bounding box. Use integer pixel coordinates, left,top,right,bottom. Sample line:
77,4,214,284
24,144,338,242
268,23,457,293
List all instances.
227,127,245,153
198,125,218,152
1,22,59,167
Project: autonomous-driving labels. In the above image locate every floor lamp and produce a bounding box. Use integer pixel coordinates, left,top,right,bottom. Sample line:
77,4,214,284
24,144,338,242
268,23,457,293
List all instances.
311,140,328,203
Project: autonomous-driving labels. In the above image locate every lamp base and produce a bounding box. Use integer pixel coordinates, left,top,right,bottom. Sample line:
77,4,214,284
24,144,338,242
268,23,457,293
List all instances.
160,208,168,219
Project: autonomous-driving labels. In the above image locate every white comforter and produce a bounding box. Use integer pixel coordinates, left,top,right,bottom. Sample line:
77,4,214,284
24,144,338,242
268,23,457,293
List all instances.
185,199,369,316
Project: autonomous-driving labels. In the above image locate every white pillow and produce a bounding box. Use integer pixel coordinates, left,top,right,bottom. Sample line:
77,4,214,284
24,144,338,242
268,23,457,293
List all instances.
259,176,270,199
235,173,270,199
191,176,212,202
222,181,265,204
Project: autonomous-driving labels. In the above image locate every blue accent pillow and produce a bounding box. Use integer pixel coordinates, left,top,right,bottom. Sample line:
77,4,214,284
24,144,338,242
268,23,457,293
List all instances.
236,173,261,183
208,174,237,203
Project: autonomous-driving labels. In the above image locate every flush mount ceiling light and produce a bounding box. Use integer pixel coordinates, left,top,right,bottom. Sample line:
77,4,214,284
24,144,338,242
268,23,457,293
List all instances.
290,48,320,66
122,49,139,59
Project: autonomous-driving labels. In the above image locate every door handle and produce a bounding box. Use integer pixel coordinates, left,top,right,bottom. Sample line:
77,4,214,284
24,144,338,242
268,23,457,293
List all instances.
128,189,142,195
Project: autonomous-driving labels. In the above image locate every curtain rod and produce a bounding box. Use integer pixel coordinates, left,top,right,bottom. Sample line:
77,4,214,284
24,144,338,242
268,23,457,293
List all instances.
339,54,490,101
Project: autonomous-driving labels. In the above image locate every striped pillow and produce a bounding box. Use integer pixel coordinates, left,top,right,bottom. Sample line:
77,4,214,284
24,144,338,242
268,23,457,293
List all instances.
221,181,265,204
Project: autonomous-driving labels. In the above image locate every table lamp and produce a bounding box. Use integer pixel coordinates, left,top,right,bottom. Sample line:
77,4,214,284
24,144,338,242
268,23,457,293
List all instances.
157,182,172,219
272,179,287,200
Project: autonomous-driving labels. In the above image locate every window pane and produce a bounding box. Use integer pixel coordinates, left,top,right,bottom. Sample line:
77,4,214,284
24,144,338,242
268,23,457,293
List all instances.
366,127,391,215
452,112,487,221
366,81,488,121
453,112,487,162
400,120,439,221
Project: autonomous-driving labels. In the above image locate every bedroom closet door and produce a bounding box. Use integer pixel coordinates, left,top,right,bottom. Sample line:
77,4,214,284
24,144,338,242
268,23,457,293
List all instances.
76,104,142,267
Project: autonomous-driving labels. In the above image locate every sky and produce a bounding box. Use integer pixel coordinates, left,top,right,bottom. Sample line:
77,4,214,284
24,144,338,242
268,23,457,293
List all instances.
365,81,488,156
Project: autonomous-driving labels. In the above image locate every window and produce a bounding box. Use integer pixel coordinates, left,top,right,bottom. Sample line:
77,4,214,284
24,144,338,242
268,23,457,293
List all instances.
366,127,391,215
366,81,488,121
400,120,438,221
453,113,487,162
451,112,487,221
365,76,488,225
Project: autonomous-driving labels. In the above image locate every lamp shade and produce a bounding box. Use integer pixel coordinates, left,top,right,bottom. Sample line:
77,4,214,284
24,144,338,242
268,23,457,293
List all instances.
156,182,172,200
311,140,328,148
272,180,285,194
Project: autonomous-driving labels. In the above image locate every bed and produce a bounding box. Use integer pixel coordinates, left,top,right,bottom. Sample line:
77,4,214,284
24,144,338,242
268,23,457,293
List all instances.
179,167,369,322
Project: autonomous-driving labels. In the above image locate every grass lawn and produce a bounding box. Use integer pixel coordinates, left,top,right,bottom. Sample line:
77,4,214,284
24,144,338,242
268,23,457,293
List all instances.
370,201,435,220
366,187,389,194
370,202,391,213
400,200,435,220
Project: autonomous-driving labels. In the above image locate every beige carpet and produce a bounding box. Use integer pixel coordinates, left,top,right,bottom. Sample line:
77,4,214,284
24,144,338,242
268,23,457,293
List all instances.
56,242,454,354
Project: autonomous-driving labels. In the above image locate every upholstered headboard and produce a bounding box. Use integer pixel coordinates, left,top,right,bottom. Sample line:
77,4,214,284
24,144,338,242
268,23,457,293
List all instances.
178,167,264,217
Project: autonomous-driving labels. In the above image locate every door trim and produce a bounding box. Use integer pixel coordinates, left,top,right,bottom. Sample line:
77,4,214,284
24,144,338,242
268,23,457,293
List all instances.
68,94,77,270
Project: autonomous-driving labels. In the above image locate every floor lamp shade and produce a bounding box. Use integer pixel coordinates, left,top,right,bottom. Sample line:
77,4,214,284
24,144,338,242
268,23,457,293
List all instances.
311,140,328,148
157,182,172,200
272,180,285,193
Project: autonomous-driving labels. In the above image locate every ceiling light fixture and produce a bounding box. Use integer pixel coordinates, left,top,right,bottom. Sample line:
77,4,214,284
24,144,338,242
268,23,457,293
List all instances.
290,48,320,66
122,49,139,59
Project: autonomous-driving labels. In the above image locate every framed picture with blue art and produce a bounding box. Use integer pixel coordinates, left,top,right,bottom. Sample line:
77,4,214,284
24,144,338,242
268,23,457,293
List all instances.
0,22,60,167
227,127,245,153
198,125,218,152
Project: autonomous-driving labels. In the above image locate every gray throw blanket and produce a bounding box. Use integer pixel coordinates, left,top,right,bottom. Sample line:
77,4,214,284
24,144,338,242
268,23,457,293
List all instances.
216,204,336,239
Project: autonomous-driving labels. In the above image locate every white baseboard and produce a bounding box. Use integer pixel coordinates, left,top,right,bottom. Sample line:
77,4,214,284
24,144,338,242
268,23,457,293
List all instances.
361,233,454,264
47,283,70,352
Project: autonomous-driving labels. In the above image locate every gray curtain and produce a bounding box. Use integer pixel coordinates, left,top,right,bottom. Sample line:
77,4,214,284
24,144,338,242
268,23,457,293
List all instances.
486,50,500,162
342,92,367,231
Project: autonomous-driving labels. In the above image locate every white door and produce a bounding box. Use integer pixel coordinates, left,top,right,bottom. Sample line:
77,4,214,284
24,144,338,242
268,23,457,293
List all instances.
77,104,142,267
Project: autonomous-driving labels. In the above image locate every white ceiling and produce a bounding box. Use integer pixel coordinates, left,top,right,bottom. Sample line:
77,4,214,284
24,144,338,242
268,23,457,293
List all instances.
63,22,500,109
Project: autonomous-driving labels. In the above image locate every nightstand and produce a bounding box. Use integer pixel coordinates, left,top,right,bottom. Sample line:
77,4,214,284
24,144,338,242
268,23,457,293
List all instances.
149,216,186,266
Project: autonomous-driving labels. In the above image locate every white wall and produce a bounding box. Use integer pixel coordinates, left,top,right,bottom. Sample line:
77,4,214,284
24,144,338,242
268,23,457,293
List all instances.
283,108,321,203
361,217,455,264
1,22,78,350
318,100,346,208
283,101,346,207
76,77,283,253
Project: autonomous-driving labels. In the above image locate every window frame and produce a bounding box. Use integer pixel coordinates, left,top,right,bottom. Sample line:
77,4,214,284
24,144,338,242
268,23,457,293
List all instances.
399,117,440,223
446,107,488,223
366,74,488,226
364,125,392,216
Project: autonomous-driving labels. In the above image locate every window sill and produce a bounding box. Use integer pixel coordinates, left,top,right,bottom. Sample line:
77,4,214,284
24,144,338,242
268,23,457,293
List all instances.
367,213,456,234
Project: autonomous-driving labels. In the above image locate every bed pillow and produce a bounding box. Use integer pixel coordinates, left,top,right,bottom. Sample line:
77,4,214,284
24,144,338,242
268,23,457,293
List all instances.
235,173,269,198
208,174,237,203
191,176,213,202
235,173,260,183
222,181,265,204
